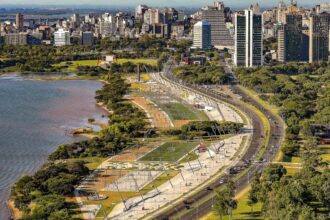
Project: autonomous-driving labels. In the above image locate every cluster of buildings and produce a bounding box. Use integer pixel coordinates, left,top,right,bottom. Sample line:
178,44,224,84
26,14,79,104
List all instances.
192,1,330,66
0,5,189,47
274,1,330,64
0,1,329,67
191,2,263,67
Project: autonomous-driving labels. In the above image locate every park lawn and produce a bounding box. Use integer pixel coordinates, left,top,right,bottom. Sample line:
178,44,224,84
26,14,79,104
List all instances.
157,102,208,121
139,141,199,162
285,166,301,176
53,60,99,71
115,58,158,66
160,103,197,120
0,65,20,72
141,73,151,81
130,83,150,90
321,154,330,161
179,152,199,163
84,191,141,218
319,144,330,153
66,157,108,171
140,170,180,193
291,156,301,163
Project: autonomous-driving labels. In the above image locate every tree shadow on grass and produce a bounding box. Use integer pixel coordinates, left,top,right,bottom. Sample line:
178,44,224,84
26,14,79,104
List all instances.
235,211,262,220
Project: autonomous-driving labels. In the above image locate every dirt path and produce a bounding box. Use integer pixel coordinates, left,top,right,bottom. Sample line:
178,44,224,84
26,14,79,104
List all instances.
131,96,173,129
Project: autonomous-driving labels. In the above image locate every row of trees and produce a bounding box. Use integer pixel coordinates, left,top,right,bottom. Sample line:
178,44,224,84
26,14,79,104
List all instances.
236,62,330,157
0,44,97,72
163,121,244,140
173,65,229,85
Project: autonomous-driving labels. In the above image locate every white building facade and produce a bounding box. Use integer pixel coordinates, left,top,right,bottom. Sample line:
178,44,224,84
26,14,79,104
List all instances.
54,29,70,46
192,21,211,50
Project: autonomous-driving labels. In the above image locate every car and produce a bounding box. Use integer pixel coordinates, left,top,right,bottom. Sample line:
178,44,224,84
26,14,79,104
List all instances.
219,179,226,184
206,186,213,191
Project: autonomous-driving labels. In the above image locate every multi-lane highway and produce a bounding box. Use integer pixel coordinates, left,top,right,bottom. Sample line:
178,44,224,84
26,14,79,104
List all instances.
153,60,285,220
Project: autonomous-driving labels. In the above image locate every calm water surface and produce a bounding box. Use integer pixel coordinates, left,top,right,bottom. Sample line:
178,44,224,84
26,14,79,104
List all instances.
0,77,106,219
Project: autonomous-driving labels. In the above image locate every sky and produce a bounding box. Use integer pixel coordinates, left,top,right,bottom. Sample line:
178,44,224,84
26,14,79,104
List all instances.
0,0,326,8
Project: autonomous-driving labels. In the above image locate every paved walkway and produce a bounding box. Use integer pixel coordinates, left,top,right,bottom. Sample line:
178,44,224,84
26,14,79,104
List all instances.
108,135,248,220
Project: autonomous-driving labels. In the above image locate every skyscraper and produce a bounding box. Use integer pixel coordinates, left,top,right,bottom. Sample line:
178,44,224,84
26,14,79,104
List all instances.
234,8,263,67
80,32,94,46
16,13,24,31
277,24,286,62
202,2,233,48
309,13,330,63
278,14,309,62
135,4,149,23
192,21,211,50
234,14,246,66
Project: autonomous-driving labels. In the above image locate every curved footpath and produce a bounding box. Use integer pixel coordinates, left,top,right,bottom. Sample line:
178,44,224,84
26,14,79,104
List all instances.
151,68,285,219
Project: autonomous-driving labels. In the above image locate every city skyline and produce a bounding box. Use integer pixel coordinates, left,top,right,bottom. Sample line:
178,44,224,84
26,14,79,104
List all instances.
0,0,327,8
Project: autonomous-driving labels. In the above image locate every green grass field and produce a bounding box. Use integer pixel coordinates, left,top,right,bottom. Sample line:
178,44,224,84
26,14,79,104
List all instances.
66,156,107,170
320,145,330,162
53,60,99,72
115,59,158,66
160,103,198,120
139,141,199,162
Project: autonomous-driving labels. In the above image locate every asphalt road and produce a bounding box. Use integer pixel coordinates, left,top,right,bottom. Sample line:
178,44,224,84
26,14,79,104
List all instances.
153,61,285,220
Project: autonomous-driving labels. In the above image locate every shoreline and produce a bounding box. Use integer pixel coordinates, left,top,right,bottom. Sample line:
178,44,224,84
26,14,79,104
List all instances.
4,76,108,219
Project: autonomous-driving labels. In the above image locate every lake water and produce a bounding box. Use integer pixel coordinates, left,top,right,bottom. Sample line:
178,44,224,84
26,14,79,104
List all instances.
0,77,106,219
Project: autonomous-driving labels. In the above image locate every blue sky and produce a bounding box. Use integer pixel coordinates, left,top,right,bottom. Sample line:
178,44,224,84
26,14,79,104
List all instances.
0,0,325,7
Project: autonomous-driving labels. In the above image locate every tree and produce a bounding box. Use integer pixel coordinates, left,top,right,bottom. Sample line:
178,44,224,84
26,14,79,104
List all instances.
213,181,237,220
300,137,322,171
248,173,261,212
48,209,72,220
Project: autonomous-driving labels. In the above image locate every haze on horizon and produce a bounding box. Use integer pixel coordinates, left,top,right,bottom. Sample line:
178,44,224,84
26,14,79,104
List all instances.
0,0,326,8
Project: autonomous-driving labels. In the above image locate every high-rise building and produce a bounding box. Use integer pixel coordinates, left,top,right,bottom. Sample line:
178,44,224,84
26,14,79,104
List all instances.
16,13,24,31
4,33,27,45
54,29,70,46
162,7,178,24
234,9,263,67
192,21,211,50
144,9,161,25
277,24,286,62
100,21,116,37
201,2,233,48
309,13,330,63
277,1,287,23
278,14,309,62
234,14,247,66
319,3,330,13
80,32,93,46
135,4,149,23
